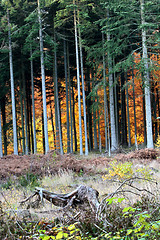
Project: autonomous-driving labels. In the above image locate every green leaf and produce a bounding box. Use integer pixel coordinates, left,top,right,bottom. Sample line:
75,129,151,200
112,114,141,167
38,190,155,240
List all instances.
117,198,125,203
56,231,64,239
126,229,133,235
106,197,117,205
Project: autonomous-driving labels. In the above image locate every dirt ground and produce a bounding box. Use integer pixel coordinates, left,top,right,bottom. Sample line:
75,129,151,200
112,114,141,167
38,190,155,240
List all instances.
0,148,160,181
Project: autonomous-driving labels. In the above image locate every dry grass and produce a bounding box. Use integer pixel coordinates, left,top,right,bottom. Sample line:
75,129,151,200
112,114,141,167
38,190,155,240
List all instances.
0,154,160,224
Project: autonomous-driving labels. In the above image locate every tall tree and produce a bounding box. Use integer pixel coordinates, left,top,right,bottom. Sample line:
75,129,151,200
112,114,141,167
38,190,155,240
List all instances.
77,9,88,155
64,37,70,153
73,0,83,155
37,0,49,153
140,0,154,148
102,33,108,152
106,9,118,151
30,47,37,153
7,9,18,155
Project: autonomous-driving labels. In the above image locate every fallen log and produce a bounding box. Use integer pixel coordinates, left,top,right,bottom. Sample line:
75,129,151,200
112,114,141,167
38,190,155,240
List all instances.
20,185,100,212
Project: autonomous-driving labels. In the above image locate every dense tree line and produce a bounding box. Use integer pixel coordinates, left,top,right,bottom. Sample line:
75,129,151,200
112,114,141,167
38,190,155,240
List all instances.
0,0,160,156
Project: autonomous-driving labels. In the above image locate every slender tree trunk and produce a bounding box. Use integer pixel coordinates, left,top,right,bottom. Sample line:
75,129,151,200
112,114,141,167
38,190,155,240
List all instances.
102,32,108,152
73,0,83,155
7,9,18,155
49,100,56,149
0,104,3,158
140,0,154,148
42,110,45,154
1,98,7,155
71,79,77,152
92,71,98,150
121,73,128,146
156,87,160,135
113,59,119,145
28,85,34,153
97,98,101,153
107,94,111,156
132,68,138,150
19,79,25,154
142,87,147,146
22,60,29,155
53,33,63,154
107,10,118,151
64,38,70,153
86,66,93,151
125,73,131,148
30,47,37,154
38,0,49,154
67,43,73,153
77,12,88,155
151,82,158,141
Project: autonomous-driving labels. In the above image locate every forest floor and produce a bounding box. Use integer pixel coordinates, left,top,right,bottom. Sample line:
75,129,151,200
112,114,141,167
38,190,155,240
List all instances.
0,148,160,180
0,148,160,239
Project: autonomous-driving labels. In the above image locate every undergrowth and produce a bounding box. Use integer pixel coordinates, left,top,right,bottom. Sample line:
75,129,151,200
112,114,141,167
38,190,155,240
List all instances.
0,161,159,239
0,194,159,239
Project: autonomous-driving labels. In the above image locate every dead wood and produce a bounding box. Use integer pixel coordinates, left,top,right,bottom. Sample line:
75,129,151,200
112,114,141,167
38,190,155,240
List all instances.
20,185,100,213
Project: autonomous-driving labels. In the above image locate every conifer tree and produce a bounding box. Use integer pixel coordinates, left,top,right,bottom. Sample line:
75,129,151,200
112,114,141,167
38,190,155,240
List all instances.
37,0,49,153
7,9,18,155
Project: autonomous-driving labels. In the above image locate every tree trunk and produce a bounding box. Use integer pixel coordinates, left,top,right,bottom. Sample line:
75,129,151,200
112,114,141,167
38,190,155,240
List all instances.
140,0,154,148
156,87,160,135
7,9,18,155
107,10,118,151
64,38,70,153
49,100,56,149
53,33,63,154
78,12,88,155
1,98,7,155
71,79,77,152
37,0,49,154
113,59,119,145
67,43,73,153
22,60,29,155
92,71,98,151
0,103,3,158
19,79,25,155
102,32,108,152
73,0,83,155
151,82,158,142
121,73,128,146
86,66,93,151
132,68,138,149
125,73,131,148
30,47,37,154
142,87,147,146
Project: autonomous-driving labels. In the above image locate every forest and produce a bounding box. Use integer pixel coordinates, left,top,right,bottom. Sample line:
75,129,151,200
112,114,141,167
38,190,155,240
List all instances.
0,0,160,156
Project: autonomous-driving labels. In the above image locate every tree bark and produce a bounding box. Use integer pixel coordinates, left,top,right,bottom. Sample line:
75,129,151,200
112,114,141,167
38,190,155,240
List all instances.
102,32,108,152
78,11,88,155
140,0,154,148
0,103,3,157
121,73,128,146
53,33,63,154
107,10,118,151
7,9,18,155
1,98,7,155
64,38,70,153
30,47,37,154
73,0,83,155
67,43,73,153
37,0,49,154
125,73,131,148
132,68,138,149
